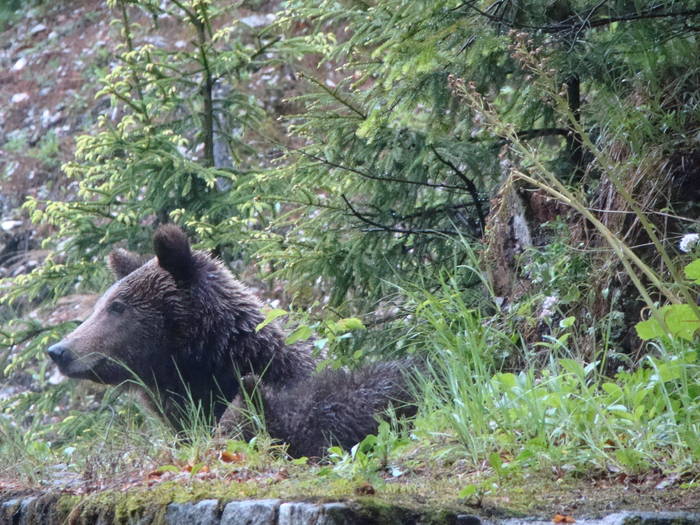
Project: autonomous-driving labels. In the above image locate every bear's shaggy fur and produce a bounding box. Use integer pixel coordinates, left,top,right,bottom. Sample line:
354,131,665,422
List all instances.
47,225,316,430
218,361,416,458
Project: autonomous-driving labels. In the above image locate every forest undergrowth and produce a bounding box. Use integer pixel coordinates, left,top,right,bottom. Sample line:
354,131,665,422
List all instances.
1,0,699,510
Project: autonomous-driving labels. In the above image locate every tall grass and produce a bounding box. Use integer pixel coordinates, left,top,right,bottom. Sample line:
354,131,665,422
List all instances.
407,274,700,475
0,361,227,487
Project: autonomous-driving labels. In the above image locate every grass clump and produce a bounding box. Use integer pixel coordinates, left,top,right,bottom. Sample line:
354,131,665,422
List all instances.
404,271,700,479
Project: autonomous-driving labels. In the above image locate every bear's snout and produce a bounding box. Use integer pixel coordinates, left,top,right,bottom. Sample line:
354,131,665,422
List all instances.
47,343,73,367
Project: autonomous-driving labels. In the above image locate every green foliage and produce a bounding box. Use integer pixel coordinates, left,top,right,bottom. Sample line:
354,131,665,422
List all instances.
257,307,367,364
686,259,700,284
260,0,700,310
36,0,273,255
0,0,44,31
323,420,410,484
1,0,280,404
635,259,700,341
3,0,700,488
412,276,700,475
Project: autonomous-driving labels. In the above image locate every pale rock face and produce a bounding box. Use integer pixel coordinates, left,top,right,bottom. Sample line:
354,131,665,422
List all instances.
11,57,27,72
11,93,29,104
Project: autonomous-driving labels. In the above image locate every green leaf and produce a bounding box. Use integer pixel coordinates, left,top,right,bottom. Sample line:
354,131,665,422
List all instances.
494,372,517,389
636,305,700,341
559,358,586,378
488,452,503,473
655,362,681,383
684,259,700,284
601,382,622,398
458,484,478,499
559,316,575,329
333,317,365,332
188,462,206,476
256,308,288,332
635,318,665,340
313,338,329,350
316,466,333,477
285,325,313,345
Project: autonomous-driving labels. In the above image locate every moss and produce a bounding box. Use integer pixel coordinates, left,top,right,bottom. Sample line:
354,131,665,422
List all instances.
32,478,470,525
352,498,422,524
6,461,700,523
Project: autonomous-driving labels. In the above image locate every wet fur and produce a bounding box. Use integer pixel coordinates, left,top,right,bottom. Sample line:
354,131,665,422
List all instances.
48,225,316,430
218,361,416,458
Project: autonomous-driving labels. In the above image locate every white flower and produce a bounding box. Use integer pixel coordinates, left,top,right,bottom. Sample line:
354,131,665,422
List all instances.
679,233,700,253
539,295,558,320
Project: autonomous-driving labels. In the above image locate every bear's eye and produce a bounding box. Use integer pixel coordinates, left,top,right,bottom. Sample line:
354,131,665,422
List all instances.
108,301,127,314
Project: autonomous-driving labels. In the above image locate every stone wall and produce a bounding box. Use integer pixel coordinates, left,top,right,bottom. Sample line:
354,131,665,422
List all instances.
2,495,700,525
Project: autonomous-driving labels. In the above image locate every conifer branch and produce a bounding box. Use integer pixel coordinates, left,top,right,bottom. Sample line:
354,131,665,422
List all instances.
429,145,486,234
293,148,473,192
302,75,367,119
457,1,700,34
468,128,570,146
341,196,457,236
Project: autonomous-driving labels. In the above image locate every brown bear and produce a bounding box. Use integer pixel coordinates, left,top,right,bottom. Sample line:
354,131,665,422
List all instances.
46,224,316,431
218,361,416,458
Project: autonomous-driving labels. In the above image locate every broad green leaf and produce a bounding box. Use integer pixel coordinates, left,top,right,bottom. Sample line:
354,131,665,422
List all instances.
488,452,503,471
601,382,622,398
256,308,288,332
666,305,700,340
655,362,681,382
155,464,180,473
494,372,517,389
313,338,328,350
285,325,313,345
559,316,576,328
635,318,665,340
685,259,700,284
636,305,700,341
559,358,586,378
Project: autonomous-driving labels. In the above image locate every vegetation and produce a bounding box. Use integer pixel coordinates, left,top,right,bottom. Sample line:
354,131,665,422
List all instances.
1,0,699,510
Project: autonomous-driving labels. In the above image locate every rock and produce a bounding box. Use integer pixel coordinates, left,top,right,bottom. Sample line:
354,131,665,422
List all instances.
40,108,64,129
278,502,359,525
1,220,23,232
11,57,27,71
11,93,29,104
30,23,47,35
496,512,700,525
220,499,281,525
240,14,276,28
164,499,220,525
0,498,20,523
458,515,483,525
0,497,36,525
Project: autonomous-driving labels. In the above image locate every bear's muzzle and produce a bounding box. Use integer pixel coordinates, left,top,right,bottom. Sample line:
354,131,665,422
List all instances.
47,343,73,367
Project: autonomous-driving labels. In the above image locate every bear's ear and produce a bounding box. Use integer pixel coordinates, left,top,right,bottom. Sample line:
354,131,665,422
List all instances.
109,248,142,279
153,224,196,283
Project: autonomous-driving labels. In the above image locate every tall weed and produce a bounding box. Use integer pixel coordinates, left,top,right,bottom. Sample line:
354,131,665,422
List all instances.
410,276,700,475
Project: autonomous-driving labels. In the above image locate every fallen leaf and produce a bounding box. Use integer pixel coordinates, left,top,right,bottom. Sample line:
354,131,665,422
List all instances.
272,468,289,482
355,482,375,496
553,514,575,523
220,451,245,463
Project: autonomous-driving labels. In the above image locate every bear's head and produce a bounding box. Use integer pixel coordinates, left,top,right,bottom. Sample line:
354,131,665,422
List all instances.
46,224,198,386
